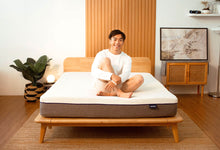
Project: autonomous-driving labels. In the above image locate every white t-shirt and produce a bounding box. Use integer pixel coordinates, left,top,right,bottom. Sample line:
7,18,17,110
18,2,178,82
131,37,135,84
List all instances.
91,49,132,83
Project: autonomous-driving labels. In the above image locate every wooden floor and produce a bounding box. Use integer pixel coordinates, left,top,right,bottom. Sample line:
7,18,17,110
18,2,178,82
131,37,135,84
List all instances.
0,95,220,149
0,96,39,149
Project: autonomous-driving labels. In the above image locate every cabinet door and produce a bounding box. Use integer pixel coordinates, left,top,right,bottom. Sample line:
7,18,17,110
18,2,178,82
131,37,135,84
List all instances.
188,63,208,84
167,63,187,85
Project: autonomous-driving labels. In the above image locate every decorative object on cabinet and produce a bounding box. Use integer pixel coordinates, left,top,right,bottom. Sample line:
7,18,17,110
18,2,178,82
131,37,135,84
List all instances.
189,10,201,14
160,28,208,61
209,27,220,98
10,55,52,102
165,62,208,97
201,0,211,14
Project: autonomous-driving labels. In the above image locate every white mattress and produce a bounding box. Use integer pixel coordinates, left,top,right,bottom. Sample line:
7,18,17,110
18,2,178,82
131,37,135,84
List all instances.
40,72,177,105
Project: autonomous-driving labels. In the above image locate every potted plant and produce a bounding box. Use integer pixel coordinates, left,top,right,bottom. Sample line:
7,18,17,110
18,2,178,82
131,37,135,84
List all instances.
201,0,211,14
10,55,52,102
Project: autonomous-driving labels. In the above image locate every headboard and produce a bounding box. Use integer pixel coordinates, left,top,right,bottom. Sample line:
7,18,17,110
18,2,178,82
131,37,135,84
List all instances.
64,57,151,73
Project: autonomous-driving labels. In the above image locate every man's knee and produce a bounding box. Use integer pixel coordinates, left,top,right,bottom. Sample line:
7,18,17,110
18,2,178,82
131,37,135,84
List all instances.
136,74,144,85
99,57,111,70
102,57,111,65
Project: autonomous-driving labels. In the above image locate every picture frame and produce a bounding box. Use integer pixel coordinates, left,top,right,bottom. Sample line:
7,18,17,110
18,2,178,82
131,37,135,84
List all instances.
160,27,208,61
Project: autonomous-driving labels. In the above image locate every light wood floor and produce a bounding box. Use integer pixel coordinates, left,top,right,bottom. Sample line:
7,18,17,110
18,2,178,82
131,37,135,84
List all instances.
0,95,220,149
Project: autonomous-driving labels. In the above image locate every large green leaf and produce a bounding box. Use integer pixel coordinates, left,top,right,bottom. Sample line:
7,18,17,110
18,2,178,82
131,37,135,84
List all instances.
25,68,35,77
35,55,47,73
9,65,23,72
28,63,37,73
13,59,26,71
26,58,36,64
22,71,34,83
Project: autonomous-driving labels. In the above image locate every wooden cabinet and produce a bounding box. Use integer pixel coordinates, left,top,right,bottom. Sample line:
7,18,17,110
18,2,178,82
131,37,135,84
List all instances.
166,62,208,96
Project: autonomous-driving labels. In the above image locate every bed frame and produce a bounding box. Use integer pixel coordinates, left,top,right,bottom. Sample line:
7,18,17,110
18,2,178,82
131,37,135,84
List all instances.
35,57,183,143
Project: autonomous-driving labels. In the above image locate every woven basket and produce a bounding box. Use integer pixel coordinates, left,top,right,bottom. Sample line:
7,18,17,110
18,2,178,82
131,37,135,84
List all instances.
24,83,45,102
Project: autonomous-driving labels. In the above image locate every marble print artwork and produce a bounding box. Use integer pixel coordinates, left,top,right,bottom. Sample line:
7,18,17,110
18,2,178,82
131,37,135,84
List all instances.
161,28,207,60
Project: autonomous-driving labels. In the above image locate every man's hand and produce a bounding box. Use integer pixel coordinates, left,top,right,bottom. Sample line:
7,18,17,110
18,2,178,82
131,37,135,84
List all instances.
111,74,121,85
104,81,116,92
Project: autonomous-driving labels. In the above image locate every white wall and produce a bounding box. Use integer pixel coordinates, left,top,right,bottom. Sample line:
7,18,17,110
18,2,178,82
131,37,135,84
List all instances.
0,0,85,95
1,0,220,95
155,0,220,94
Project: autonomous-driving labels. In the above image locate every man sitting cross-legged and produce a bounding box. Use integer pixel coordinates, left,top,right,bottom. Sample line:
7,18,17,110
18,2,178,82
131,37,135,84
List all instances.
91,29,144,98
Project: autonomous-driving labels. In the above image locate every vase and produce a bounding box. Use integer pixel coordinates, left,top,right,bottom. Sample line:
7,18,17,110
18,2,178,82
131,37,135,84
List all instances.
24,83,45,102
201,9,211,14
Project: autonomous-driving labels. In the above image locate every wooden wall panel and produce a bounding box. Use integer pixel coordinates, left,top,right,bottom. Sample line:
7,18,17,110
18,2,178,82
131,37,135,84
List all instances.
86,0,156,74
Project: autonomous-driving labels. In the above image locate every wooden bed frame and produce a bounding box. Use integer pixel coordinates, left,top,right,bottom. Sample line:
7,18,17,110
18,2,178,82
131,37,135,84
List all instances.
35,57,183,143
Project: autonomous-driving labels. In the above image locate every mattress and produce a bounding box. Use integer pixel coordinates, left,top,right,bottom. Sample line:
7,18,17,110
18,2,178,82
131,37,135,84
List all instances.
40,72,178,118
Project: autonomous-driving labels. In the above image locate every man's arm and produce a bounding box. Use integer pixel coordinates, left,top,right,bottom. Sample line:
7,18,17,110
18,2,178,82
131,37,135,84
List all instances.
91,52,113,81
105,57,131,92
119,57,132,83
111,74,121,85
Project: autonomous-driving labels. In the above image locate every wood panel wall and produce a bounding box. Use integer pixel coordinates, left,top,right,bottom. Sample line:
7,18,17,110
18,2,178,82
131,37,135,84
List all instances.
86,0,156,74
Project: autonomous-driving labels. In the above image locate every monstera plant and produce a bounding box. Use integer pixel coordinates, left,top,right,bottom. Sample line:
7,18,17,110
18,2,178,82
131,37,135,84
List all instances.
10,55,52,101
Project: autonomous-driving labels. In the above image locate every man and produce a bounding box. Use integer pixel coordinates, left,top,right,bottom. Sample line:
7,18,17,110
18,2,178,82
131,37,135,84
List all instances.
91,29,144,98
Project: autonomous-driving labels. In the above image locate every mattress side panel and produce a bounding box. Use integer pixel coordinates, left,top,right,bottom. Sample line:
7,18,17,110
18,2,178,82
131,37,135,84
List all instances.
40,102,177,118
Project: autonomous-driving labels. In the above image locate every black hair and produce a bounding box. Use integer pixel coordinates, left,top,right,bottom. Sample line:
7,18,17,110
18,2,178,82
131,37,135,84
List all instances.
108,29,126,41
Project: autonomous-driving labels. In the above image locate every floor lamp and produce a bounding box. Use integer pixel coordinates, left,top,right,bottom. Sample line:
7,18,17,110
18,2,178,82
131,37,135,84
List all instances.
209,27,220,98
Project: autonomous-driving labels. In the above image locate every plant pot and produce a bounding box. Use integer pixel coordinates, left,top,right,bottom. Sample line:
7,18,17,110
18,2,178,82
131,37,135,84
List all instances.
24,83,45,102
201,9,211,14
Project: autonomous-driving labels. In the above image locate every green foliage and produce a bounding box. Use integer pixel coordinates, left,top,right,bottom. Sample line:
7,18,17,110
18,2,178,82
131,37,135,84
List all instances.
10,55,52,86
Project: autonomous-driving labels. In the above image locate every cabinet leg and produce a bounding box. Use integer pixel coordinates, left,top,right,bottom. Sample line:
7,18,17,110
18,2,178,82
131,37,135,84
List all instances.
197,85,200,95
201,85,204,97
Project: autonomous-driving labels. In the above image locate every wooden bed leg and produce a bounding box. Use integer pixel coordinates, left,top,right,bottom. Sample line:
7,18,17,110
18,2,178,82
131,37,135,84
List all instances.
40,124,47,143
172,124,179,143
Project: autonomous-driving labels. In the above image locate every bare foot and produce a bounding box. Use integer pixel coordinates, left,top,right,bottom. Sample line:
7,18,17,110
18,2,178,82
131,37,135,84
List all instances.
96,90,133,98
117,90,133,98
96,91,116,96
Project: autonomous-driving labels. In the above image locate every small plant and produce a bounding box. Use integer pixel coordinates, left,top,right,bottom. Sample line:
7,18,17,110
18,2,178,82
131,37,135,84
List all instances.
201,0,209,10
10,55,52,86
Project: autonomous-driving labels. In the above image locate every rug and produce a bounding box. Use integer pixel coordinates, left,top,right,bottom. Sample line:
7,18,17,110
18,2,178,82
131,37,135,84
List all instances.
3,109,219,150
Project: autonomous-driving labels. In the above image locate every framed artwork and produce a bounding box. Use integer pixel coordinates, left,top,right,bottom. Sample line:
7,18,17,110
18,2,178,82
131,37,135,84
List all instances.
160,27,208,61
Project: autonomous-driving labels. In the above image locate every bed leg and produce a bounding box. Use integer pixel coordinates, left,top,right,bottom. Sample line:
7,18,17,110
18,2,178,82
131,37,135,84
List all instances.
171,124,179,143
40,124,47,143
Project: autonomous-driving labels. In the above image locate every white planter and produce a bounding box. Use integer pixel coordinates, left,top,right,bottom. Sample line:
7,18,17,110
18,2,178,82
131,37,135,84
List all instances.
201,10,211,14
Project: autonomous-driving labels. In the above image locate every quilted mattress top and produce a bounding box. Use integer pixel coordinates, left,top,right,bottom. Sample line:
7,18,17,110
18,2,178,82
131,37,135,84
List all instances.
40,72,177,105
